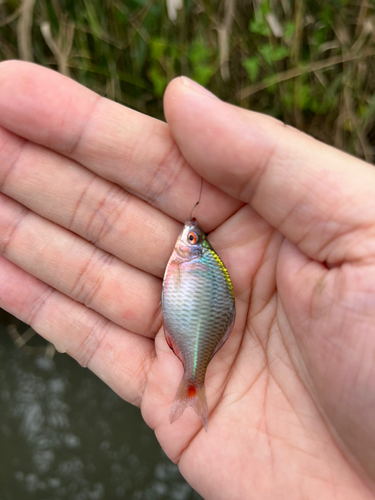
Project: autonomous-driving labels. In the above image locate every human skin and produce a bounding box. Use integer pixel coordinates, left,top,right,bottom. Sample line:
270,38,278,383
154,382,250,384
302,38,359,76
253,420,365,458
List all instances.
0,60,375,499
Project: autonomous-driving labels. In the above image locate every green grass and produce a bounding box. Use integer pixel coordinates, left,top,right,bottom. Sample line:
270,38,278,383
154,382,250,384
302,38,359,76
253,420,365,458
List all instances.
0,0,374,158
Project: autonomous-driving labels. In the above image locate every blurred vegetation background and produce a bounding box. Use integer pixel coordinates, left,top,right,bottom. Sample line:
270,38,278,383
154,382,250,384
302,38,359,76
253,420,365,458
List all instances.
1,0,375,162
0,0,375,332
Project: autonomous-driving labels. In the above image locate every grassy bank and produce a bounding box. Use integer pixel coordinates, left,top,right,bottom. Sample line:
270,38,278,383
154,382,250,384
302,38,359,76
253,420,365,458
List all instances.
0,0,374,162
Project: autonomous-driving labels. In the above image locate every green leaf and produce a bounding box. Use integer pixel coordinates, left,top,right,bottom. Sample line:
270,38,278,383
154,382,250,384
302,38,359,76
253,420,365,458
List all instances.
320,5,334,26
150,38,167,61
170,44,180,61
249,15,271,36
193,64,215,86
189,41,211,65
260,0,270,15
296,83,312,110
148,66,167,97
259,44,288,65
114,7,127,24
259,44,273,65
242,57,260,82
271,46,289,61
284,21,295,40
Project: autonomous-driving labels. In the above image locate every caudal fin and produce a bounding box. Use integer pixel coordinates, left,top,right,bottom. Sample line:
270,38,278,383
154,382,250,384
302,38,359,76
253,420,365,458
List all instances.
169,379,208,431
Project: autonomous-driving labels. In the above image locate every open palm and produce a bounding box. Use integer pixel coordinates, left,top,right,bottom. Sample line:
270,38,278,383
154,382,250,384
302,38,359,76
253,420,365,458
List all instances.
1,62,374,499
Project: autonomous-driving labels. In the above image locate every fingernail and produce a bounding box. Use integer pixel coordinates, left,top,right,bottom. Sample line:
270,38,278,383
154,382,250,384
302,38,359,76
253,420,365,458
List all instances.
181,76,219,100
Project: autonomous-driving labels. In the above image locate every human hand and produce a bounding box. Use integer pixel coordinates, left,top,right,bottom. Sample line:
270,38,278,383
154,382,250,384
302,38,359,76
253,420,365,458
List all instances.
0,61,374,500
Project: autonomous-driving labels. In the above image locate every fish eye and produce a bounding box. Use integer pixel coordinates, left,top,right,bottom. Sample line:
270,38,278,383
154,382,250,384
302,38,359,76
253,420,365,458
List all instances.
187,231,198,245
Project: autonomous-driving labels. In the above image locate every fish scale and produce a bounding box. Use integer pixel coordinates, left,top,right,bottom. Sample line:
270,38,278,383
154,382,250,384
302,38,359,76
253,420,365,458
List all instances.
162,217,235,431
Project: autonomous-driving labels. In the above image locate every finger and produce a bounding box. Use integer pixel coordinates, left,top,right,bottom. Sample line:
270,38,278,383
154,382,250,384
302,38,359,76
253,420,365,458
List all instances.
276,238,375,478
206,203,278,301
0,193,162,337
0,255,154,406
0,126,180,278
164,77,375,266
0,60,241,230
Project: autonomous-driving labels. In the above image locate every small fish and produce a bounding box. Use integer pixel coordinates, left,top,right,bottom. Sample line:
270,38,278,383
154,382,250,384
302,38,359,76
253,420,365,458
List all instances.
162,198,235,431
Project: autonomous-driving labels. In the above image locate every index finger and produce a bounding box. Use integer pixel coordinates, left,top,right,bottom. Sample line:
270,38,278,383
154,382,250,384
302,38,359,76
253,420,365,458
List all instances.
0,61,241,230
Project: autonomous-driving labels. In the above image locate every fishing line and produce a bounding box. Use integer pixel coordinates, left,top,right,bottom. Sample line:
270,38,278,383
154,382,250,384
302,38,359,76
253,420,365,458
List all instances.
189,177,203,219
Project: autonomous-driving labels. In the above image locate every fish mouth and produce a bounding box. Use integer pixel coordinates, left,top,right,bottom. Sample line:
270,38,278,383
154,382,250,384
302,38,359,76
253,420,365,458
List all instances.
185,218,199,228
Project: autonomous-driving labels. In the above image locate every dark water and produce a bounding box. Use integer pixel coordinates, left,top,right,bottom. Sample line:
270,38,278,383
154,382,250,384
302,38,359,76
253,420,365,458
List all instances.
0,314,202,500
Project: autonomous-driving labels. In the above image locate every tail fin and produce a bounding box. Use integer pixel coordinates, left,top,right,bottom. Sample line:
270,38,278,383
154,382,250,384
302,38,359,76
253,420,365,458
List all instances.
169,379,208,432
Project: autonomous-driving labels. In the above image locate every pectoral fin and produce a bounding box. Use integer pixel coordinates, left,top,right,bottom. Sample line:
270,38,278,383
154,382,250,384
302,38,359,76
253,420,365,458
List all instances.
163,325,184,364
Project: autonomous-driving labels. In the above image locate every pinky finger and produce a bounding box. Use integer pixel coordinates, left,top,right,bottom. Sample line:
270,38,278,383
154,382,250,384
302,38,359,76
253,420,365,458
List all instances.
0,255,155,407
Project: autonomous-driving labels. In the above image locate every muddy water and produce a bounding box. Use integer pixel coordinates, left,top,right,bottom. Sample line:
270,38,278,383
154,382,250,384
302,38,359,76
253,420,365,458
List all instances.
0,315,202,500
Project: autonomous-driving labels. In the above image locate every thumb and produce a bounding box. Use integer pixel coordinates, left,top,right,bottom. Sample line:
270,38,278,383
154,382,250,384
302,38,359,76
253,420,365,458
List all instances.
164,77,375,266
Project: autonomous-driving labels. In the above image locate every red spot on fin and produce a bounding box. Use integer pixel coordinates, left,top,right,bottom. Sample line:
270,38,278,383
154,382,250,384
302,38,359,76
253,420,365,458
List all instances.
170,379,208,431
188,385,196,398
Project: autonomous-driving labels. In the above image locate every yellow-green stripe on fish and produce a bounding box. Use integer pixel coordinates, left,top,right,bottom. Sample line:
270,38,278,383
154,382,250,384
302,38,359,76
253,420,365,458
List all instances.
162,217,236,431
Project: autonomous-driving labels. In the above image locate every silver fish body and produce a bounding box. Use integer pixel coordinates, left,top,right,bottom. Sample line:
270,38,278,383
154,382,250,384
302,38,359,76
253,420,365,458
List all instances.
162,218,235,430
